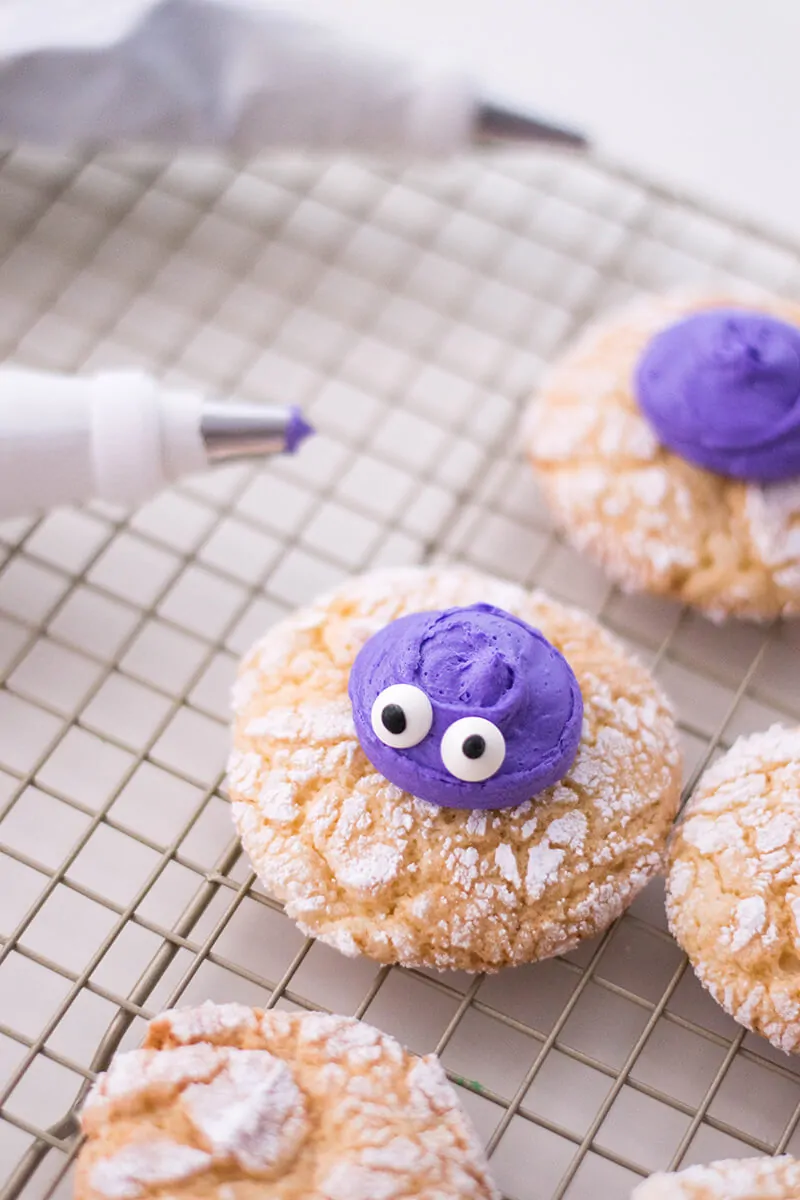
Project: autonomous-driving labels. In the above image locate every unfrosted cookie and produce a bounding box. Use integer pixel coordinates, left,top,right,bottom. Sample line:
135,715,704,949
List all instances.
228,565,681,972
631,1155,800,1198
667,725,800,1053
75,1000,497,1200
527,292,800,621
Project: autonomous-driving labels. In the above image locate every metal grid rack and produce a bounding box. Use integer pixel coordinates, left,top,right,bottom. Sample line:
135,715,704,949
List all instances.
0,143,799,1200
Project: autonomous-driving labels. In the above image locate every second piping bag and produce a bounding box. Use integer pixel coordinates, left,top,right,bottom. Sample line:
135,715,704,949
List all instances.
0,0,586,154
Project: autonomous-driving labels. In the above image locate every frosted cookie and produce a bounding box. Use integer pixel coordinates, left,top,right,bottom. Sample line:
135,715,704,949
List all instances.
631,1155,800,1198
667,725,800,1053
527,292,800,621
228,565,681,972
75,1000,498,1200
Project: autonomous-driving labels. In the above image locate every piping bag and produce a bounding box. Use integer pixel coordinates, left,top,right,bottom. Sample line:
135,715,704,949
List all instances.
0,367,313,520
0,0,586,153
0,1,587,520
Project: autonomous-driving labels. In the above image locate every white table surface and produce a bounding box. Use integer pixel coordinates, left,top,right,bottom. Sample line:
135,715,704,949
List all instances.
302,0,800,245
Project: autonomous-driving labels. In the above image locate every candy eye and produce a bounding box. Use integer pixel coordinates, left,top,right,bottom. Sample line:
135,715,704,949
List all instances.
440,717,506,782
371,684,433,749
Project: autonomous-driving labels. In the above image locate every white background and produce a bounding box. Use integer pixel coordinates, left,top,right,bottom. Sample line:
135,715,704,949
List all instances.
301,0,800,244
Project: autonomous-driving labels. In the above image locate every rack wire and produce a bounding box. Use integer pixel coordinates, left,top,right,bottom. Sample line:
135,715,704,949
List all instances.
0,144,799,1200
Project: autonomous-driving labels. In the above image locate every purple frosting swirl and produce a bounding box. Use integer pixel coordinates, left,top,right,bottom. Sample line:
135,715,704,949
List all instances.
635,308,800,482
348,604,583,810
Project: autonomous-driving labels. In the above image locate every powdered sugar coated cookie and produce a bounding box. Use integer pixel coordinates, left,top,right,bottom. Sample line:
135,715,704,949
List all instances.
667,725,800,1053
75,1002,497,1200
631,1155,800,1198
228,565,681,972
527,291,800,621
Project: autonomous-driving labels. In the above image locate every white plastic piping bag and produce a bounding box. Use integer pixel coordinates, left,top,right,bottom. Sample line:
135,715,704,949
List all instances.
0,0,473,155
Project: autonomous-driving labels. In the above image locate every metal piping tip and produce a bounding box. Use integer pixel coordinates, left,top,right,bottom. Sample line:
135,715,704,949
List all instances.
474,101,588,149
201,401,315,464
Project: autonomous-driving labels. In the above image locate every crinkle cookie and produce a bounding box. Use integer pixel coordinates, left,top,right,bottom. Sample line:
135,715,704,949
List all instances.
631,1155,800,1198
75,1000,497,1200
228,565,681,973
527,291,800,621
667,725,800,1053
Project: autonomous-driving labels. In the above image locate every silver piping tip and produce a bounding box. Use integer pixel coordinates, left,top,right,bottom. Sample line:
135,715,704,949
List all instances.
201,401,314,463
474,101,588,149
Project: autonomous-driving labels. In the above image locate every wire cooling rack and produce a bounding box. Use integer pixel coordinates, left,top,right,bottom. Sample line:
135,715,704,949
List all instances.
1,145,800,1200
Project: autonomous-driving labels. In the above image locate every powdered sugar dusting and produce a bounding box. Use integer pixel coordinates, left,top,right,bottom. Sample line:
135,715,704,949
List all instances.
668,859,694,903
494,843,520,886
521,808,590,901
311,924,362,957
407,1056,459,1118
525,844,565,900
668,724,800,1053
682,812,744,856
158,1001,257,1044
716,724,800,775
227,750,261,795
293,1013,390,1063
546,811,588,851
246,700,356,743
182,1050,307,1175
86,1045,222,1114
89,1140,211,1199
320,1162,405,1200
745,480,800,575
631,1154,800,1199
331,838,404,893
325,790,406,895
316,1052,494,1199
729,896,767,952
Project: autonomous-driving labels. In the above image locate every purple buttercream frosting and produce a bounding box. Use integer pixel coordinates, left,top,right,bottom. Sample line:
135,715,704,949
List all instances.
635,308,800,482
286,406,314,453
348,603,584,810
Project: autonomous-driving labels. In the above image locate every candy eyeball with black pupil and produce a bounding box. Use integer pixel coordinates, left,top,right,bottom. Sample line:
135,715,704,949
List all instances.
440,717,506,783
370,684,433,749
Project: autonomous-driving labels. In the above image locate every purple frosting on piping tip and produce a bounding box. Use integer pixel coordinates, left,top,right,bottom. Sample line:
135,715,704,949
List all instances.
286,407,314,453
635,308,800,482
348,604,584,810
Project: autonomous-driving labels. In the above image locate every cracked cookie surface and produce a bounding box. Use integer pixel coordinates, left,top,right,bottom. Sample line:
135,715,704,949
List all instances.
527,292,800,621
631,1155,800,1198
75,1001,498,1200
228,565,681,973
667,725,800,1053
